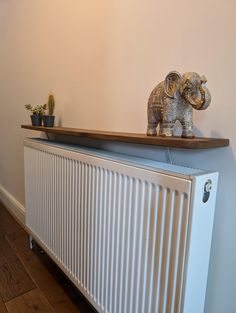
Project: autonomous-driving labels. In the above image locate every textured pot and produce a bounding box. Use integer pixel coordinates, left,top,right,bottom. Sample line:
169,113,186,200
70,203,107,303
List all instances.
30,114,42,126
43,115,55,127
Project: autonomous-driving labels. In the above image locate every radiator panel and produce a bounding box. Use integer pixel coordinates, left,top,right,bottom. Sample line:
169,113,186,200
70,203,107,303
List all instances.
24,140,217,313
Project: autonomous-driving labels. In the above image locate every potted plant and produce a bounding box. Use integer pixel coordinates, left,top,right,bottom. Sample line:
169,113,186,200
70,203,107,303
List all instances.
25,104,47,126
43,94,55,127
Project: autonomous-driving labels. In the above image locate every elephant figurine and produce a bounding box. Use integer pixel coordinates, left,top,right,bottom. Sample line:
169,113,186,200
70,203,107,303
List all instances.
147,71,211,137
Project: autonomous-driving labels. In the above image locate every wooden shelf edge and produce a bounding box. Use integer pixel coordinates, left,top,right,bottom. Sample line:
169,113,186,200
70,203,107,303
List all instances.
21,125,230,149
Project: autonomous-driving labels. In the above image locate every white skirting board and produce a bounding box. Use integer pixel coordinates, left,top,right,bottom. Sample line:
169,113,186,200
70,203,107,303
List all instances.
0,184,25,225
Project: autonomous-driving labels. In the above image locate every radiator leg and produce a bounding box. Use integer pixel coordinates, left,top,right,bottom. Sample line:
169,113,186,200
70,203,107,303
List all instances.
29,235,34,250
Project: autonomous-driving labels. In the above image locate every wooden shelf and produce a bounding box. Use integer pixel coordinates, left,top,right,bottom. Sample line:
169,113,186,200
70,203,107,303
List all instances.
21,125,230,149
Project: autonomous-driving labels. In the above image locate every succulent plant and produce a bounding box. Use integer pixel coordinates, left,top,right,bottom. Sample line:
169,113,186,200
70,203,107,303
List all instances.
47,94,55,116
25,104,47,115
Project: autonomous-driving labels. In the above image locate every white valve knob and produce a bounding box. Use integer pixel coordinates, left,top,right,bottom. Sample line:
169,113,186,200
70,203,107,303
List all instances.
203,180,212,203
204,180,212,193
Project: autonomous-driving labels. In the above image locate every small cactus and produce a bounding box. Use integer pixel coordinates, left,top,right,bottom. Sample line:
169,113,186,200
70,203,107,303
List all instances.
47,94,55,116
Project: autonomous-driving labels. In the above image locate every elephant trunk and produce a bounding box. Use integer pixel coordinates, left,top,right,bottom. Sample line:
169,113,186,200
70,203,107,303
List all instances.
184,85,205,110
185,85,211,110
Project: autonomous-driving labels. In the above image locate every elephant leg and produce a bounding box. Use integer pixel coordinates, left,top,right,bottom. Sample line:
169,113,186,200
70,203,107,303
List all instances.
160,121,174,137
181,120,194,138
147,107,159,136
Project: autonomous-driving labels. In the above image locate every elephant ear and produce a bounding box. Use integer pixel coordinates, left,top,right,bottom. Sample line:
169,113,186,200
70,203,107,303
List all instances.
164,71,181,98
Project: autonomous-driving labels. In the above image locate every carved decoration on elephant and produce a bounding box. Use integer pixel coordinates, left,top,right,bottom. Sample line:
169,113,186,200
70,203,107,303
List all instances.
147,71,211,138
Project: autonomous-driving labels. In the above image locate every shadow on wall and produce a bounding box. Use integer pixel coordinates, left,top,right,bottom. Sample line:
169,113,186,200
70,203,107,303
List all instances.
171,141,235,313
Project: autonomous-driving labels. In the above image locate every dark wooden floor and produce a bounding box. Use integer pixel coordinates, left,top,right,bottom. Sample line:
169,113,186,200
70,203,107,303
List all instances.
0,202,96,313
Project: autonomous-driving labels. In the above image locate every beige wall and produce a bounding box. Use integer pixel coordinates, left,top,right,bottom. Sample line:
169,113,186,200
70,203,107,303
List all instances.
0,0,236,312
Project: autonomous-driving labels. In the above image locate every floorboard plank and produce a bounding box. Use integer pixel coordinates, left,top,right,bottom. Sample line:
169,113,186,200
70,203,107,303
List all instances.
6,289,54,313
10,245,94,313
1,202,95,312
0,296,7,313
6,228,95,312
0,233,19,265
0,236,35,302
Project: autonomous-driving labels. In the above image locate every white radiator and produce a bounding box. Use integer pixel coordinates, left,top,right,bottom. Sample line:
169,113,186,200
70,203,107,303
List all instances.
24,138,218,313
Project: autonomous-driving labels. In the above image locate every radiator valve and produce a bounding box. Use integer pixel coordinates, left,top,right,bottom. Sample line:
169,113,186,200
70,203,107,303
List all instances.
203,179,212,203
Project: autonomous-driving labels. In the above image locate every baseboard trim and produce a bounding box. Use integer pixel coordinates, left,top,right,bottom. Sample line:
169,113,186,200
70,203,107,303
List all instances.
0,184,25,226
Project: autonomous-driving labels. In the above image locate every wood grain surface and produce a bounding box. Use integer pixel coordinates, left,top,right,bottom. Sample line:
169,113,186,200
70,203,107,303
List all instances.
0,201,96,313
0,236,35,302
21,125,230,149
0,297,7,313
6,289,53,313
